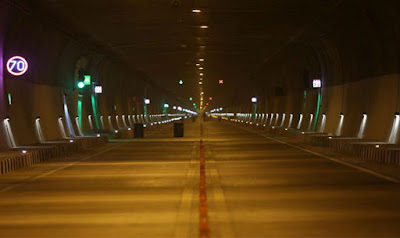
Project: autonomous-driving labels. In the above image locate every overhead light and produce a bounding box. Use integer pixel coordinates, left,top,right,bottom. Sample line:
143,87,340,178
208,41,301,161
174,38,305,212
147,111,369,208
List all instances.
196,63,200,66
199,67,204,70
192,9,201,13
200,73,203,76
199,82,203,85
199,59,204,62
200,26,208,29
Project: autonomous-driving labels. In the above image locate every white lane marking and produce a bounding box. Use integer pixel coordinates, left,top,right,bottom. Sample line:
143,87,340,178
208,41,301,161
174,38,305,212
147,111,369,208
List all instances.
237,126,400,184
0,145,119,193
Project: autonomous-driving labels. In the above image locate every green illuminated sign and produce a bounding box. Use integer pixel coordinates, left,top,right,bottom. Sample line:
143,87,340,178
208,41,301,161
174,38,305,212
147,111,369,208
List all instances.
84,75,91,86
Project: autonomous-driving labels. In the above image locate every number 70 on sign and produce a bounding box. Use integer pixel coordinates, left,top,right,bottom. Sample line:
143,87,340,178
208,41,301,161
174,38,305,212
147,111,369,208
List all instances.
6,56,29,76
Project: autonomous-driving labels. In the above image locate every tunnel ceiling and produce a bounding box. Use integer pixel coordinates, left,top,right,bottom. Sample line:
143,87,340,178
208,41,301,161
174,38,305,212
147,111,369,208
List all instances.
27,0,341,109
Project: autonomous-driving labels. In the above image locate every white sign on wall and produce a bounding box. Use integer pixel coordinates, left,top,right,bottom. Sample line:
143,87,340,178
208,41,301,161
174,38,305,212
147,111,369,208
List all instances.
313,78,322,88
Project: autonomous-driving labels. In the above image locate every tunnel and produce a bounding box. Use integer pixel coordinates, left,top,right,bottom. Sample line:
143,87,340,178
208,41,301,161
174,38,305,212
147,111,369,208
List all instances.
0,0,400,237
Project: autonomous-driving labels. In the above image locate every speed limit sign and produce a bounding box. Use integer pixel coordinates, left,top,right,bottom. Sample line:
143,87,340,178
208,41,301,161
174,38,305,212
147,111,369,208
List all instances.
6,56,28,76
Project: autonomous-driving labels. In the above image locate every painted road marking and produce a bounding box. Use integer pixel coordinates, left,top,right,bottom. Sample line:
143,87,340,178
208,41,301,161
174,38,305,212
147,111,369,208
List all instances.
199,139,210,238
199,122,210,238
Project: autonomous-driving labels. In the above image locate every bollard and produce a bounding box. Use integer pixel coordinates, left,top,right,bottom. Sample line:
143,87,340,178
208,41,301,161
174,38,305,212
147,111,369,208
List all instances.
174,123,184,137
134,123,144,138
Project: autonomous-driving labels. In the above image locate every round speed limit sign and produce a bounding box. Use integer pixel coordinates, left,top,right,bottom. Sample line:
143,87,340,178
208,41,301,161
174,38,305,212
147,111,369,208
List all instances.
6,56,28,76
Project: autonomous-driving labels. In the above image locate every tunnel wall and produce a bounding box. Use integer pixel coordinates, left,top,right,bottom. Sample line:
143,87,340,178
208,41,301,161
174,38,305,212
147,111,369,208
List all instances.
0,4,177,148
231,1,400,142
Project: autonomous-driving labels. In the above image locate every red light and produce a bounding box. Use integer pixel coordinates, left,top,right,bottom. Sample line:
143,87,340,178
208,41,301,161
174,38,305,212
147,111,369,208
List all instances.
218,79,224,84
206,103,209,106
209,97,213,101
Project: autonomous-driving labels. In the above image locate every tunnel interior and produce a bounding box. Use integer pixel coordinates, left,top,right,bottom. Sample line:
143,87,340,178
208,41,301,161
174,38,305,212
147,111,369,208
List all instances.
1,1,400,146
0,0,400,237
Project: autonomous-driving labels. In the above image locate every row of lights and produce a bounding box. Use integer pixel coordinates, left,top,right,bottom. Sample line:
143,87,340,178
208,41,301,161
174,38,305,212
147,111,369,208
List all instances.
209,108,223,113
192,8,207,111
172,105,197,115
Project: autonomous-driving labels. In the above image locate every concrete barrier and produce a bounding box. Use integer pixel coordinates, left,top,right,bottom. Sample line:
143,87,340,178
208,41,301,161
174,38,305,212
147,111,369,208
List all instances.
0,136,108,176
230,118,400,167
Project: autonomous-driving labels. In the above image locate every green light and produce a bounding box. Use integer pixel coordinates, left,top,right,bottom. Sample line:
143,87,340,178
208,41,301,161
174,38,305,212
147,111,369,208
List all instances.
84,75,91,86
189,97,193,101
312,89,322,131
77,82,85,89
163,103,169,119
179,79,184,85
144,104,149,122
77,94,83,127
193,103,196,106
7,93,12,105
252,103,257,122
91,94,101,130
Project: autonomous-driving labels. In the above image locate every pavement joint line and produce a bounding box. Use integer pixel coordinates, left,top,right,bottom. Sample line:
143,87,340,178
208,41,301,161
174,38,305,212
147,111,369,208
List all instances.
0,144,122,194
234,124,400,184
174,143,199,238
204,142,236,238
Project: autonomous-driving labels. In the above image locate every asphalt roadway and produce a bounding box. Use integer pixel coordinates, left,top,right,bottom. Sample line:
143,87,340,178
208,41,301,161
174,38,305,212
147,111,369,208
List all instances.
0,120,399,237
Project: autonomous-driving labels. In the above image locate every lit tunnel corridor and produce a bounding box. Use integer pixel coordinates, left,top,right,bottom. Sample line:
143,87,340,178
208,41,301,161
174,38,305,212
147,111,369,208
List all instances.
0,0,400,237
